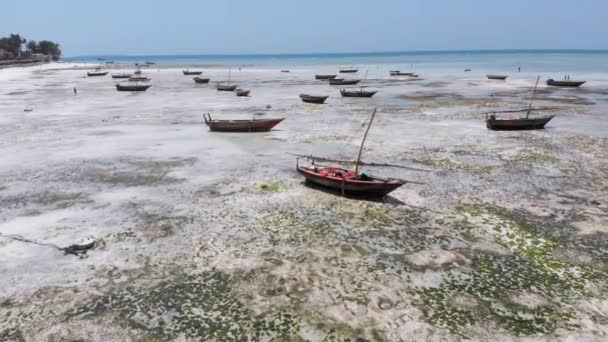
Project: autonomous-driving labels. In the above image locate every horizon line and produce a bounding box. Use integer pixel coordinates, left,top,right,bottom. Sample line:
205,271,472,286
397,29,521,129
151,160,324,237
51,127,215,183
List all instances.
65,48,608,59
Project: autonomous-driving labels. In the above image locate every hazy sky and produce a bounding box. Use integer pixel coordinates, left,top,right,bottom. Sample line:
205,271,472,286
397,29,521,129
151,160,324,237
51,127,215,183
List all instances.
2,0,606,56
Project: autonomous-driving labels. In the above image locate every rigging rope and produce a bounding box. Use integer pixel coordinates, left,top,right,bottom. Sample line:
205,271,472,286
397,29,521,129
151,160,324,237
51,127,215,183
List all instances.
0,232,95,258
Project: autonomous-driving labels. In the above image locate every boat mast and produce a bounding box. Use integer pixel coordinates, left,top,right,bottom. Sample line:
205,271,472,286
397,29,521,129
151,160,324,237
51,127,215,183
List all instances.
354,108,377,175
526,76,541,119
228,68,232,86
361,70,368,91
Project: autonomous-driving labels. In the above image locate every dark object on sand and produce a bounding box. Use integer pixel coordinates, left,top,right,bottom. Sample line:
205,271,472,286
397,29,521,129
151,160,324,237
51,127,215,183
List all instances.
193,77,210,84
87,71,108,77
183,70,202,75
340,67,358,73
111,73,132,79
116,83,151,92
281,70,290,73
389,71,415,76
546,79,586,87
203,113,284,132
300,94,329,104
315,74,338,80
487,74,508,80
129,76,150,82
464,69,471,72
296,108,405,197
216,83,238,91
486,76,553,130
329,78,360,85
340,88,377,97
236,89,251,96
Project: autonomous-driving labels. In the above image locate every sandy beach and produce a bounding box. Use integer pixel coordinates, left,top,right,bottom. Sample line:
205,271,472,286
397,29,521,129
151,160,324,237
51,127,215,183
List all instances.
1,62,607,341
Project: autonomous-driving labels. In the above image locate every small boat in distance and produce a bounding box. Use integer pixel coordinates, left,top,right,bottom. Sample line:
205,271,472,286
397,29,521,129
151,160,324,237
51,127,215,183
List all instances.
146,61,155,65
296,108,406,197
315,74,338,80
216,68,237,91
486,76,554,130
87,70,108,77
300,94,329,104
340,89,377,98
546,79,586,87
487,75,508,80
389,71,415,76
281,70,290,73
329,79,360,85
203,113,284,132
464,69,472,72
129,76,150,82
236,89,251,97
183,70,203,75
193,77,210,84
115,83,151,92
340,67,358,73
111,73,133,79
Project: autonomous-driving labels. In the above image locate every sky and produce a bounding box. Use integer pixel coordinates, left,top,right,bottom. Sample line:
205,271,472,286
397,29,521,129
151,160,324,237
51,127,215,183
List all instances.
1,0,607,57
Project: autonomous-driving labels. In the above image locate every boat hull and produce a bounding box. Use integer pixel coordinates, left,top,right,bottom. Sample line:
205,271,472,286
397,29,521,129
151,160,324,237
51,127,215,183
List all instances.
340,69,358,73
315,75,338,80
111,74,132,79
87,72,108,77
390,71,415,76
297,167,404,197
546,79,585,87
300,94,328,104
183,71,203,75
236,90,251,96
193,77,210,84
340,90,377,98
115,84,151,92
487,75,508,80
217,84,238,91
205,118,284,132
486,115,554,130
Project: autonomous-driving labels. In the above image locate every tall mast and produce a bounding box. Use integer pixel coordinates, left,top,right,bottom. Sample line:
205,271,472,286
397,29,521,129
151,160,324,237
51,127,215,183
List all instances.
355,108,377,175
526,76,541,119
228,68,232,86
361,70,368,91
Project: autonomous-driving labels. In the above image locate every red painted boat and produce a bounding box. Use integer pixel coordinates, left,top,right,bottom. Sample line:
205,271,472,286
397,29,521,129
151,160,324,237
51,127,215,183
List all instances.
486,115,554,130
546,79,585,87
297,164,405,197
203,113,284,132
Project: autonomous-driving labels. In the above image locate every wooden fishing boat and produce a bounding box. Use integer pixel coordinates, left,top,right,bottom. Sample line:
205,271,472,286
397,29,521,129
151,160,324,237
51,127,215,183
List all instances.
295,109,406,197
486,76,554,130
129,76,150,82
236,89,251,96
329,79,360,85
389,71,415,76
111,73,132,79
340,67,358,73
281,70,290,73
87,70,108,77
487,74,508,80
193,77,210,84
464,69,472,72
216,83,238,91
300,94,329,104
183,70,203,75
203,113,284,132
546,79,586,87
340,89,377,98
134,70,142,75
315,74,338,80
115,83,151,92
486,115,554,130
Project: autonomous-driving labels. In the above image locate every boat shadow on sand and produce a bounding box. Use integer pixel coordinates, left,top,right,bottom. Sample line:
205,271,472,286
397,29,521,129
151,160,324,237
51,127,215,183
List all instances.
300,179,406,205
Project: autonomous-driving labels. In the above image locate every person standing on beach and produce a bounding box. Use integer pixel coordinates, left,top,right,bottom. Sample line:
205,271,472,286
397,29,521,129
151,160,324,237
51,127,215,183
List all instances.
73,87,77,95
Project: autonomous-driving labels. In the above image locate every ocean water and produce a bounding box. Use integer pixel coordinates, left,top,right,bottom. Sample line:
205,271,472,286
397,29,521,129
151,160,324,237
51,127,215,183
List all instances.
65,50,608,74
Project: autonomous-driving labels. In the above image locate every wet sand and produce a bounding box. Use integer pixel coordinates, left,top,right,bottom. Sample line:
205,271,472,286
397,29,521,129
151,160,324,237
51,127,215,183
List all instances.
1,63,607,341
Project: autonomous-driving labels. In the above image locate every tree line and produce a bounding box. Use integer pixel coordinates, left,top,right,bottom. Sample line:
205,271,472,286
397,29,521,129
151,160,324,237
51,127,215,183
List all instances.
0,33,62,61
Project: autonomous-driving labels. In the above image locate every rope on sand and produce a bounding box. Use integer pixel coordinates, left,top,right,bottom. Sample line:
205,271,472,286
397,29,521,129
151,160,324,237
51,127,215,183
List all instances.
0,233,96,258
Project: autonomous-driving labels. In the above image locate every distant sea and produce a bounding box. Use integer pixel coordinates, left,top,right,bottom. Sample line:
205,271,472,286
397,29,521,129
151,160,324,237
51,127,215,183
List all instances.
64,50,608,74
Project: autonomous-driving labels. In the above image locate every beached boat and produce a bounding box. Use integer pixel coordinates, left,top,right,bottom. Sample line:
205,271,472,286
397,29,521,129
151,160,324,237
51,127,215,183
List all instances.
115,83,151,92
340,89,377,97
329,79,360,85
87,70,108,77
236,89,251,96
389,71,415,76
464,69,472,72
315,74,338,80
546,79,586,87
486,76,554,130
217,83,238,91
183,70,202,75
295,109,405,197
111,73,132,79
486,115,554,130
300,94,329,104
203,113,284,132
129,76,150,82
281,70,290,73
146,61,155,65
487,74,508,80
340,67,358,73
134,70,142,75
193,77,210,84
